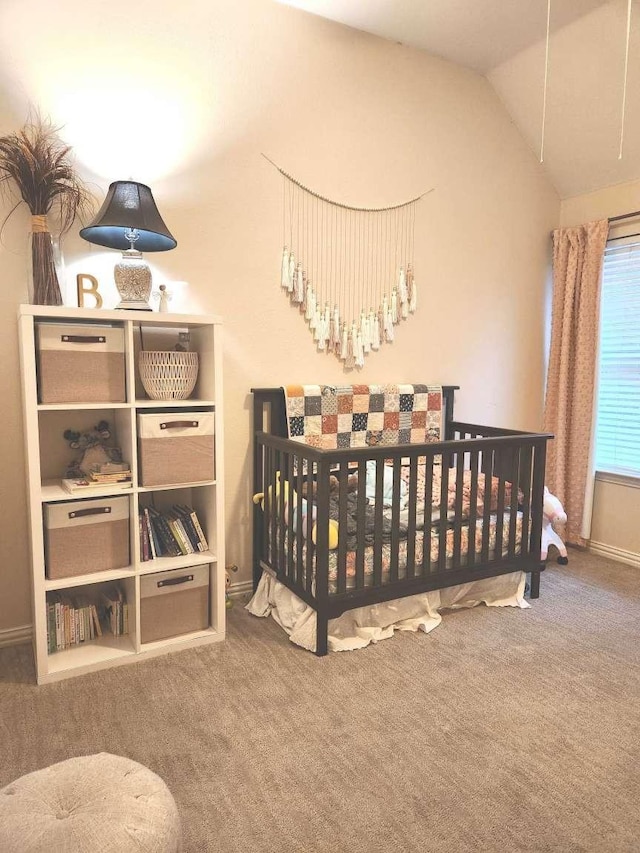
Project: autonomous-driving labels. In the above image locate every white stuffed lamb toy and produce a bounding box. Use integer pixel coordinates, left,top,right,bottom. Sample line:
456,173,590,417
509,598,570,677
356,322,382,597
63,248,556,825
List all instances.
541,486,569,564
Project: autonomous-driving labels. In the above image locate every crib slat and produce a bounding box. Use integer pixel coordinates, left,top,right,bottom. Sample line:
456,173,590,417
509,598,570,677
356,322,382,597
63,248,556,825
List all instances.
336,463,349,595
494,453,506,560
519,444,533,558
277,449,285,570
314,461,331,606
481,448,493,563
438,450,450,572
277,450,287,574
467,449,479,567
267,446,277,567
406,456,418,579
508,446,520,557
452,451,465,566
355,458,367,589
389,459,402,583
373,460,385,587
284,465,293,583
305,461,316,596
530,441,547,560
423,454,434,574
295,461,305,587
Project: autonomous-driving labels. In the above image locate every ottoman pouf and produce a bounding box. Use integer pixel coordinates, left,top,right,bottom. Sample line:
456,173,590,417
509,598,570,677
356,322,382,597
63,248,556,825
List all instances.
0,753,181,852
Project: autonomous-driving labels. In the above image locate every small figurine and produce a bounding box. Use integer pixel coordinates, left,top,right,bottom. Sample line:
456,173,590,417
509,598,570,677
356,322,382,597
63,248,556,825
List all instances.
153,284,171,313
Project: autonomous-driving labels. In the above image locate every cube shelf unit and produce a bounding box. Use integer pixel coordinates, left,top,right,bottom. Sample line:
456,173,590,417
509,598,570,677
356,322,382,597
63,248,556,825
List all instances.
18,305,225,684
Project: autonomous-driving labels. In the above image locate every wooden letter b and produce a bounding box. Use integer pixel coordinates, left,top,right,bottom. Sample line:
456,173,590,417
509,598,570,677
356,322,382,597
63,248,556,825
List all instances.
76,273,103,309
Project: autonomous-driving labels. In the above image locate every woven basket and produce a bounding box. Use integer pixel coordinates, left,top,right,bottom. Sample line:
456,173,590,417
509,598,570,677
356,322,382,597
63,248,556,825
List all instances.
139,351,199,400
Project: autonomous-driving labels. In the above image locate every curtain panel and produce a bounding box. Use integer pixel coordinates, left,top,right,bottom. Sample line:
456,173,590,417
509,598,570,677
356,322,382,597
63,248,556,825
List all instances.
543,220,609,545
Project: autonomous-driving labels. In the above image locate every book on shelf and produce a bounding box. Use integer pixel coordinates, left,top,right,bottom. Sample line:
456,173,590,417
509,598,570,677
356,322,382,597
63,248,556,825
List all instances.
46,585,126,654
167,513,194,555
89,472,132,483
138,512,147,562
148,507,182,557
91,604,102,637
175,505,208,552
144,508,158,560
138,504,208,559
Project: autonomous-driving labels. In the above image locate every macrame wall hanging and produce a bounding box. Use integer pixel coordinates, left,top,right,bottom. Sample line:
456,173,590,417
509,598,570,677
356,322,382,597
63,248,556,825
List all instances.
264,155,433,368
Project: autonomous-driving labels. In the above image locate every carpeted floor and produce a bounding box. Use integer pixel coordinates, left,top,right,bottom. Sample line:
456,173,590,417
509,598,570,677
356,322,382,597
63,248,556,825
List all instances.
1,552,639,852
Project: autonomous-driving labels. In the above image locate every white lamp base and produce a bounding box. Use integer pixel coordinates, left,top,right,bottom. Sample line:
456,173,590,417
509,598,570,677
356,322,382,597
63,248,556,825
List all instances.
114,249,153,311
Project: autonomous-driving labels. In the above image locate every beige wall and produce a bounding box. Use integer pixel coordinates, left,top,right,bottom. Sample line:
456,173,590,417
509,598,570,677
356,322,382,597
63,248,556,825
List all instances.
0,0,559,635
560,178,640,227
561,179,640,563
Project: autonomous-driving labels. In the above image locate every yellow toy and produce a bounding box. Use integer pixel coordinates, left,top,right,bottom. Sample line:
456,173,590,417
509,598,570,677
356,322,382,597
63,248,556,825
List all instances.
253,472,338,549
225,564,238,609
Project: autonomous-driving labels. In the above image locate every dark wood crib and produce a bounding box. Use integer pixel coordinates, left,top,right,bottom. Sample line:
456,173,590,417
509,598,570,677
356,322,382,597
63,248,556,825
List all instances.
252,386,552,655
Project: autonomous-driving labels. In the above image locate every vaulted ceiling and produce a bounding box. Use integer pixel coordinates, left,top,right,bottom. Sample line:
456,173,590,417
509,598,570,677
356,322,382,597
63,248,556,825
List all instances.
277,0,640,199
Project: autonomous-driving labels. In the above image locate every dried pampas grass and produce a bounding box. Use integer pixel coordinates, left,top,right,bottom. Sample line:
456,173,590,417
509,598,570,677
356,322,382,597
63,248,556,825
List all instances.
0,110,91,305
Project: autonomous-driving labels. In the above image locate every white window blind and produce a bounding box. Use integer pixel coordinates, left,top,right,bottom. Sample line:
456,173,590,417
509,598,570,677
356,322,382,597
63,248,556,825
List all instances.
595,236,640,477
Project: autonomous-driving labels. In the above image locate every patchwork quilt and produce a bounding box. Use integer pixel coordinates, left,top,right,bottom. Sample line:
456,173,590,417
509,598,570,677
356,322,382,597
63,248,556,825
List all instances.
284,384,443,449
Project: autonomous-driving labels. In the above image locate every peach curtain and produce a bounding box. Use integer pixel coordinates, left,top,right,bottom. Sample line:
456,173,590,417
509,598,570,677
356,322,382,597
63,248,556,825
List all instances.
543,219,609,546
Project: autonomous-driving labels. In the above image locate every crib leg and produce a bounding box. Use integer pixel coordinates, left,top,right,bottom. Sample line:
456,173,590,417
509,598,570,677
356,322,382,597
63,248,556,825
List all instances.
529,569,541,599
315,612,329,657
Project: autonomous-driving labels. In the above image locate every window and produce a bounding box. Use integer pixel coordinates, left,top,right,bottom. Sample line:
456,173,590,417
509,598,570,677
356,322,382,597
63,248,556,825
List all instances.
595,236,640,477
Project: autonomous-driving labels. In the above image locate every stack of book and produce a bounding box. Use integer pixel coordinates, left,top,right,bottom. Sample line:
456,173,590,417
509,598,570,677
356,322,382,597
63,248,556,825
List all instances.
62,476,132,494
139,505,209,560
61,463,132,495
46,584,129,653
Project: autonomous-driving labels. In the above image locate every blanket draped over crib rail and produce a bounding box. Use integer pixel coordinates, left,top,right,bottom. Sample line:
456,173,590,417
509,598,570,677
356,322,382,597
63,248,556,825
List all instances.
284,383,443,449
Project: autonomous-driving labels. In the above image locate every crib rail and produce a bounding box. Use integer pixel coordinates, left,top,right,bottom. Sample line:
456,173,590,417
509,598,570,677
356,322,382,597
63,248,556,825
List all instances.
254,426,551,620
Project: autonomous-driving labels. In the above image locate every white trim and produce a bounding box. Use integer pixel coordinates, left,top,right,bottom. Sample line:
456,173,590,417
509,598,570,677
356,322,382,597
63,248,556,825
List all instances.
0,624,32,648
589,540,640,569
595,471,640,490
229,580,253,600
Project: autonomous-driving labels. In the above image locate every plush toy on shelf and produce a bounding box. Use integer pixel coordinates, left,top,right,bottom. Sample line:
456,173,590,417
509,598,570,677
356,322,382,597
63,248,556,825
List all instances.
541,486,569,565
63,420,124,478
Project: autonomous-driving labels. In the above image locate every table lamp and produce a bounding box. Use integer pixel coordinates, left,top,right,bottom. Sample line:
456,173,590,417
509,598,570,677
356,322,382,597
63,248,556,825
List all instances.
80,181,177,310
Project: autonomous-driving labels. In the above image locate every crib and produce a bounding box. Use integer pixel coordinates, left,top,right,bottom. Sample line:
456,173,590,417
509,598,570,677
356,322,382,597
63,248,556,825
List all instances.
252,385,552,655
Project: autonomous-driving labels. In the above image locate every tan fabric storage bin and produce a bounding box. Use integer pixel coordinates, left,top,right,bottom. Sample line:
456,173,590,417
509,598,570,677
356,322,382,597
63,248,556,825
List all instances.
44,496,130,579
140,565,210,643
138,412,215,487
36,323,126,403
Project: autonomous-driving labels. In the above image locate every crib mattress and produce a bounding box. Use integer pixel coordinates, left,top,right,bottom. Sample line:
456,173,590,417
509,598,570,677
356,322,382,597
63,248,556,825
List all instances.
283,512,523,594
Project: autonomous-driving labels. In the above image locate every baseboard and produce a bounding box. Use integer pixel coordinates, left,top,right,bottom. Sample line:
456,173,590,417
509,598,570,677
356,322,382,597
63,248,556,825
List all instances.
589,541,640,569
229,579,253,600
0,624,32,649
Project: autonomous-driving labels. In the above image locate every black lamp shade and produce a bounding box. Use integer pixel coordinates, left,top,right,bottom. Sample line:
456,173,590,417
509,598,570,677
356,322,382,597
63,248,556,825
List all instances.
80,181,177,252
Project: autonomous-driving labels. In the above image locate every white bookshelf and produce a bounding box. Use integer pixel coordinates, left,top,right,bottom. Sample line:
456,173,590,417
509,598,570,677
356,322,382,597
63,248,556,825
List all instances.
18,305,225,684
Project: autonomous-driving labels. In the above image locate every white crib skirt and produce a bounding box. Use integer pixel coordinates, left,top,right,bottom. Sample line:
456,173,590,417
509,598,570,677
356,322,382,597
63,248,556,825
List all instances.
246,570,529,653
